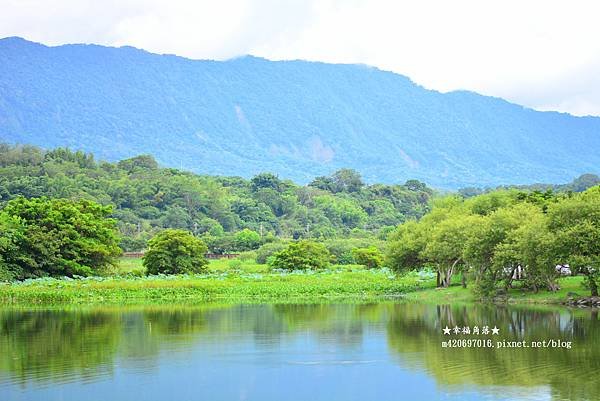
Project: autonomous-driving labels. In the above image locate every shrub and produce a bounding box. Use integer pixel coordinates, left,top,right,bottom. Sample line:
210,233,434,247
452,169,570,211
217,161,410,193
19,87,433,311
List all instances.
256,241,287,264
143,229,208,275
0,264,16,282
201,234,235,254
352,246,384,269
323,238,381,264
269,240,330,270
237,251,258,262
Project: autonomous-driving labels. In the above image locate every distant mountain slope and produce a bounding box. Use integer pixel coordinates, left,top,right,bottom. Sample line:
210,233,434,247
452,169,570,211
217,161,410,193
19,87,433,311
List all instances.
0,37,598,188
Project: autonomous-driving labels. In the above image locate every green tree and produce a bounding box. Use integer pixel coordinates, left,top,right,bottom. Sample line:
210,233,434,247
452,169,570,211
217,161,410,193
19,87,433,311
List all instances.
314,195,367,228
463,203,549,296
330,169,364,193
269,240,330,270
143,229,208,275
117,154,158,173
0,213,26,281
422,214,477,288
352,246,383,268
255,241,288,264
0,144,433,249
0,197,121,279
386,220,428,273
547,188,600,296
234,228,262,251
309,169,364,193
251,172,283,192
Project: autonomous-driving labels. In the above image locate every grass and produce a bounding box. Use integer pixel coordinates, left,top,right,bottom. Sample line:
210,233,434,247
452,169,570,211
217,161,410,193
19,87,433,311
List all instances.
403,275,586,305
116,257,144,273
0,260,436,306
114,257,269,275
0,258,588,306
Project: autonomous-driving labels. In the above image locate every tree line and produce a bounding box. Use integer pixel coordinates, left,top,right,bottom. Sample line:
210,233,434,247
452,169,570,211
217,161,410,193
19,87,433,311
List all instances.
386,188,600,297
0,144,432,251
1,143,598,298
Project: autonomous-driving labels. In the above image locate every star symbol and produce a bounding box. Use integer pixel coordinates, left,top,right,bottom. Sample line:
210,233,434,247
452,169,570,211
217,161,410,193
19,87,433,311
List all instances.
443,326,451,335
492,326,500,335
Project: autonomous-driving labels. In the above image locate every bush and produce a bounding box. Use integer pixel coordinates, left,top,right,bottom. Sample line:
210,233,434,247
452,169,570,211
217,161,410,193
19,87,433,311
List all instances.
352,246,384,269
269,240,330,270
0,263,16,282
323,238,381,264
237,251,258,262
201,234,235,254
256,241,287,264
143,229,208,275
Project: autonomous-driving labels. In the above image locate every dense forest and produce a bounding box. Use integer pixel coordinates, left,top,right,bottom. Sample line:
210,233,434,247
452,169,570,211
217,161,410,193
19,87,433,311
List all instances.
458,173,600,197
0,144,432,251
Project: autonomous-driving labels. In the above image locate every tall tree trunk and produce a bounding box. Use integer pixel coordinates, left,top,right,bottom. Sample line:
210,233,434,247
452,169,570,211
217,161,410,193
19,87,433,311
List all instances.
442,259,460,288
436,270,441,287
506,265,516,289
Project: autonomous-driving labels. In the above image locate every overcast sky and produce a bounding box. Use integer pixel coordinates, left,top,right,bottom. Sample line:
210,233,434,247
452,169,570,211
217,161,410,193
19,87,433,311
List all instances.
2,0,600,116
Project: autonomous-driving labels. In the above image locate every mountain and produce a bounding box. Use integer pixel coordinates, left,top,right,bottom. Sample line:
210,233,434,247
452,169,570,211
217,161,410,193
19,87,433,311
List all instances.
0,37,599,188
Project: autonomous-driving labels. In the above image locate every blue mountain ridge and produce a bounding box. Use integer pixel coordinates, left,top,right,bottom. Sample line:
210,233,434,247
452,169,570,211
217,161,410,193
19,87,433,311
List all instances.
0,36,598,188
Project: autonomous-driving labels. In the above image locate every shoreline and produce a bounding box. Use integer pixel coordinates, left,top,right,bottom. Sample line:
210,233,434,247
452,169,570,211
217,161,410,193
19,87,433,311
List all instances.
0,270,587,308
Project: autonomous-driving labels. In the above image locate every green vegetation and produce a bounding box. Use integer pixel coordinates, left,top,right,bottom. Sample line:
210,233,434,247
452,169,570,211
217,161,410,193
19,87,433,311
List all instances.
386,188,600,297
0,262,433,306
459,173,600,197
0,196,120,280
0,259,585,306
0,144,598,306
116,257,144,274
268,240,331,271
403,276,585,304
0,144,432,252
143,229,209,275
352,246,383,269
548,188,600,296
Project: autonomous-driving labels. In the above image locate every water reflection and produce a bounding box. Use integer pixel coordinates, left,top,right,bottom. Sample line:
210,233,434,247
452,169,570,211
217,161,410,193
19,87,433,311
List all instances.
387,304,600,401
0,304,597,401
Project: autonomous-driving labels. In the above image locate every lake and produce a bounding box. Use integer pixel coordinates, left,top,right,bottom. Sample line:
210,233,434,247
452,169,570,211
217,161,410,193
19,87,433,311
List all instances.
0,303,598,401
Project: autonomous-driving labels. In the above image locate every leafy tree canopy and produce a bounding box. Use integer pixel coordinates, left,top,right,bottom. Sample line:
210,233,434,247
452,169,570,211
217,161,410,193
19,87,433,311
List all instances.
0,196,120,279
269,240,331,271
143,229,208,275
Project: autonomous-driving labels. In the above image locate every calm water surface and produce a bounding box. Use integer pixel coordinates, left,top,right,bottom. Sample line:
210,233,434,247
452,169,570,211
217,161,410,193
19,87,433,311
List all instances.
0,303,598,401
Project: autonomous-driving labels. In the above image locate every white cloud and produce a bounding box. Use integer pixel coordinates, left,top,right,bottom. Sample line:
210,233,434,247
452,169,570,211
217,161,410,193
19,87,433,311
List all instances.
1,0,599,115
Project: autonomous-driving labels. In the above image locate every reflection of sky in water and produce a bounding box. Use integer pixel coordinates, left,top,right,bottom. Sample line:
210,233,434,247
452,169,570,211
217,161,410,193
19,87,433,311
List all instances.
0,304,597,401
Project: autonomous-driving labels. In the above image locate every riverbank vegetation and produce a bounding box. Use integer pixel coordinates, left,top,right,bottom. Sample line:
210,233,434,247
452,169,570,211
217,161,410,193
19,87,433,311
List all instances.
1,144,599,305
0,261,435,305
0,258,586,306
386,187,600,297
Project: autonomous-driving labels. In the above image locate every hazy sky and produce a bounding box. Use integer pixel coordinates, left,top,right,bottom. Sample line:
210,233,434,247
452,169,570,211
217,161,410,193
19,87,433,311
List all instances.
2,0,600,116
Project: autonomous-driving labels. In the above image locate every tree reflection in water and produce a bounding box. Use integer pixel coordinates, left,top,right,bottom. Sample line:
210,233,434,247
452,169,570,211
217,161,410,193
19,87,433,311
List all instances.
0,303,598,401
